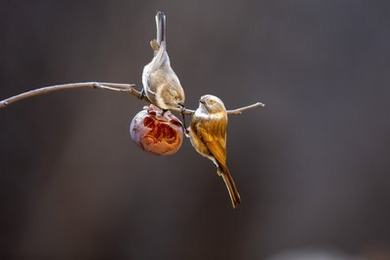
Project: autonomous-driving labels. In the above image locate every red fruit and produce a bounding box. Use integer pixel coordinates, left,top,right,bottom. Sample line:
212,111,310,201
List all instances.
130,105,184,155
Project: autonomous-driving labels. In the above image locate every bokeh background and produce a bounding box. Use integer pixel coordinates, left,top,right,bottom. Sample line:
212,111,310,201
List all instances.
1,1,390,259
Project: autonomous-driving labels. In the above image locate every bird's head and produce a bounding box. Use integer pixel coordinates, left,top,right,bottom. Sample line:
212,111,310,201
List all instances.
169,87,185,109
159,86,185,110
199,95,226,113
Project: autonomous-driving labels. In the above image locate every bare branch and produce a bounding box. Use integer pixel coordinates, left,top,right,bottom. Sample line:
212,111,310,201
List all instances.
226,102,265,115
0,82,264,115
179,102,265,116
0,82,141,109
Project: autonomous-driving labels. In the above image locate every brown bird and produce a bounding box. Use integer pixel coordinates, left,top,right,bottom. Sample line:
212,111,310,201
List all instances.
142,11,185,111
188,95,241,208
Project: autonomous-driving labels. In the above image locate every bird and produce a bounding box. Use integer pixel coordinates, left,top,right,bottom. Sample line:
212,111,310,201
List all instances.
142,11,185,112
187,95,241,208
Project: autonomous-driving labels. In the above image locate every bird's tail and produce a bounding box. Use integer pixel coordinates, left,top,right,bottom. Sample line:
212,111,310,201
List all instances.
219,165,241,208
155,11,166,45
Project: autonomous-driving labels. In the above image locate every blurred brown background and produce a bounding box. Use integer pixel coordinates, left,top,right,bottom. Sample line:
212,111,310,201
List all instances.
1,1,390,259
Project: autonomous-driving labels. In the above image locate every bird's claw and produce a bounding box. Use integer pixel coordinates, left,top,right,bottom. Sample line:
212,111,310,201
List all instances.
184,129,190,137
140,88,146,100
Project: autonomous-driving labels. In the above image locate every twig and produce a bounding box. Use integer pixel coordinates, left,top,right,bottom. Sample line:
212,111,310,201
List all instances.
226,102,265,115
0,82,264,115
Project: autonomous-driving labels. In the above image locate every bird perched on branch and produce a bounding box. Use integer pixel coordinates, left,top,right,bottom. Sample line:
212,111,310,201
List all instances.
188,95,241,208
142,11,185,112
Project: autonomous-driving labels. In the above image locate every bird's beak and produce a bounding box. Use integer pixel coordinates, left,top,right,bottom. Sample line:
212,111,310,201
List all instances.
199,100,209,112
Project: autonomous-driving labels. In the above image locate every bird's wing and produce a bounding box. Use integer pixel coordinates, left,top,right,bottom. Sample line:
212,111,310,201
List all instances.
147,69,164,94
197,117,227,166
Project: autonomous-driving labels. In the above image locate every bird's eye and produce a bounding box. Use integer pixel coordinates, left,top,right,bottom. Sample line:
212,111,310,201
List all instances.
170,89,178,97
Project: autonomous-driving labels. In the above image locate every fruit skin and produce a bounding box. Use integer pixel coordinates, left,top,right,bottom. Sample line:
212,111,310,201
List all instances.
130,105,183,155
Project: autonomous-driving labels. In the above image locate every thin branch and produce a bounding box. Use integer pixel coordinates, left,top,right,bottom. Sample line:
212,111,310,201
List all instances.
0,82,264,115
0,82,141,109
226,102,265,115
